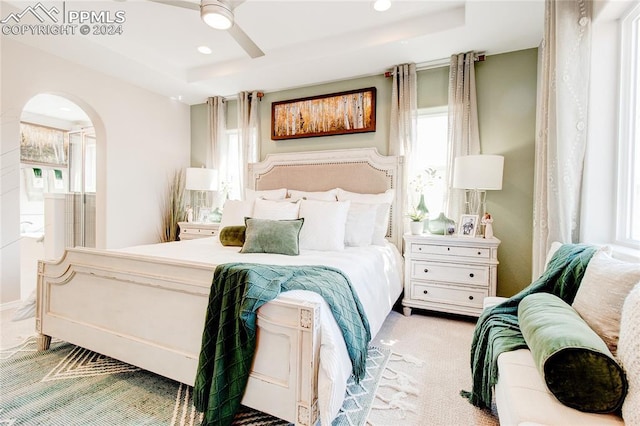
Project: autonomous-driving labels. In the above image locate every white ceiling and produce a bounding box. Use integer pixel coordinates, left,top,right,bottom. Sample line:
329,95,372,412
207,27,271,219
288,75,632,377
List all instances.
2,0,546,106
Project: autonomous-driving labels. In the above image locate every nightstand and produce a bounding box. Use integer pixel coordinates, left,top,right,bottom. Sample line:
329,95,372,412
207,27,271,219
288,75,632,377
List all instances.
178,222,220,240
402,233,500,317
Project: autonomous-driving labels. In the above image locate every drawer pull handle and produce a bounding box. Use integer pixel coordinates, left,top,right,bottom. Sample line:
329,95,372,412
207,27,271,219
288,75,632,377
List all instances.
469,273,475,278
468,295,474,300
447,247,451,251
423,290,429,294
477,251,482,255
418,247,422,251
424,269,429,273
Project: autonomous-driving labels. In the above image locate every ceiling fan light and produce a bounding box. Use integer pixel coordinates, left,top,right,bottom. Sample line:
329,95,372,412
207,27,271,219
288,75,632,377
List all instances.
201,1,233,30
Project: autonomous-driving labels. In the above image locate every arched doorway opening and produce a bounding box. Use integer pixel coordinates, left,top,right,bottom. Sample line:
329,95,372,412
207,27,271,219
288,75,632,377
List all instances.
19,94,97,299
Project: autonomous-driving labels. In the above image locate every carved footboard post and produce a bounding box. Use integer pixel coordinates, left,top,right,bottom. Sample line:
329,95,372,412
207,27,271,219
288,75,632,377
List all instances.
245,297,321,425
35,260,52,350
296,305,320,426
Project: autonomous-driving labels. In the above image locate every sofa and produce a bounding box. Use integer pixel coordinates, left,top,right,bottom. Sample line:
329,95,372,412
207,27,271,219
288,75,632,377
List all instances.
484,245,640,426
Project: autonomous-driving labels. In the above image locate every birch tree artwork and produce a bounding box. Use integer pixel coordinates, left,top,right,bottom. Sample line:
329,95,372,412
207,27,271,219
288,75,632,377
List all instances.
20,122,68,166
271,88,376,140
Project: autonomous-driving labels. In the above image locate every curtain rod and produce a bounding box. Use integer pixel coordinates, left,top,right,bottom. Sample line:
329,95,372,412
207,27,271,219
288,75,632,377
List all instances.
210,91,264,103
384,53,486,77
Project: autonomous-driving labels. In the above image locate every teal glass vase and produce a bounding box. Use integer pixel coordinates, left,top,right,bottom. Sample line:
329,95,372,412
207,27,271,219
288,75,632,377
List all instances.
415,194,429,232
428,212,455,235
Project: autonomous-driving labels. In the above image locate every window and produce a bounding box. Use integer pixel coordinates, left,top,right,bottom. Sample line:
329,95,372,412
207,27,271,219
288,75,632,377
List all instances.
412,107,448,217
618,4,640,249
223,129,242,200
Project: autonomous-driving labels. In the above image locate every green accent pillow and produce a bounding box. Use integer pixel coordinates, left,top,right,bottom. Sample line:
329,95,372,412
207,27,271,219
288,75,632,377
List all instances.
219,226,246,247
519,292,628,413
240,218,304,256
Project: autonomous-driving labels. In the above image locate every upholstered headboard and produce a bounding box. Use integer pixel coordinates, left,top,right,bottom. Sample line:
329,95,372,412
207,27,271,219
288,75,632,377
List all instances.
248,148,405,250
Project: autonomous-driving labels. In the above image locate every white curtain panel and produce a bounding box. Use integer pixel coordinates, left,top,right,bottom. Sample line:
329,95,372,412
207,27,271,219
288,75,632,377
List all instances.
445,52,481,223
389,63,417,159
389,63,417,216
237,91,262,198
207,96,226,183
532,0,592,278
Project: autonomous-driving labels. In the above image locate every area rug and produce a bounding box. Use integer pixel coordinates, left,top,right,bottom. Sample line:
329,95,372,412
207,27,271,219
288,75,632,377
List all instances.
0,337,392,425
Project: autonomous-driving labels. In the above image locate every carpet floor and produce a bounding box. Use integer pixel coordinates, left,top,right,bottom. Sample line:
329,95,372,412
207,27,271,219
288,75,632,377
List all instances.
0,307,499,425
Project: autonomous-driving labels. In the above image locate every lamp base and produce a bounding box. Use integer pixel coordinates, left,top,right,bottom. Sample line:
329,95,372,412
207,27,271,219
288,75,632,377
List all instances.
464,189,487,217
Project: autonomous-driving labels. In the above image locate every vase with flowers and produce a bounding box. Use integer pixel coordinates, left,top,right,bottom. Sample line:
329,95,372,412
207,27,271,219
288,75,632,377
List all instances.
410,174,431,231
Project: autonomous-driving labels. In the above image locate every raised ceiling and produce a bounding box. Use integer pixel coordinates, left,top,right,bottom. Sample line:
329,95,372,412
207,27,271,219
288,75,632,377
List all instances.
1,0,546,105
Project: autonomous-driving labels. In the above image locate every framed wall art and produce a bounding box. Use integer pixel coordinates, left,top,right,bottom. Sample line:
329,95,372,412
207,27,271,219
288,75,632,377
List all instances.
20,122,68,167
271,87,376,140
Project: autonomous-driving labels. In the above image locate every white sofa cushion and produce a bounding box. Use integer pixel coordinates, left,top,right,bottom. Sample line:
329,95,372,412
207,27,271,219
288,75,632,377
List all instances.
619,282,640,424
572,251,640,356
495,349,624,426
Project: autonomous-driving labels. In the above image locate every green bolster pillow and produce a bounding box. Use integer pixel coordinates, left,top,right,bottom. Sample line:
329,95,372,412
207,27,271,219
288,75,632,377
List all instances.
518,293,628,413
219,226,246,246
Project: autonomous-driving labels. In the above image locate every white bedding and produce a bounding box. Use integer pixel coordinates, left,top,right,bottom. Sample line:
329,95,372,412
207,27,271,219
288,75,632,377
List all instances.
114,237,403,424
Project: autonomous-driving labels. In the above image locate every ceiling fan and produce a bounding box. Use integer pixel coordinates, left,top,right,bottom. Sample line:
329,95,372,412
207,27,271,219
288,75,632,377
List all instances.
148,0,264,58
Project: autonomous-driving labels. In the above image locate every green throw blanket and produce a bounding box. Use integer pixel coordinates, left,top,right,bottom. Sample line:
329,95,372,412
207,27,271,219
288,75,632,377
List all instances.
193,263,371,426
462,243,598,409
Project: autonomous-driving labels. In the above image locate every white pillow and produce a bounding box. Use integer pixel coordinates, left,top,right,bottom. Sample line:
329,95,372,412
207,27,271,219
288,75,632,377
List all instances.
245,188,287,202
344,202,378,247
252,198,301,220
336,188,394,245
298,199,350,251
219,200,253,229
572,251,640,355
619,283,640,424
288,189,337,201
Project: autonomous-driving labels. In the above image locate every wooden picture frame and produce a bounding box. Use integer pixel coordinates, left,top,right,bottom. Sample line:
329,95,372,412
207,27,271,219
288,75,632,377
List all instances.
458,214,479,237
20,122,68,167
271,87,376,140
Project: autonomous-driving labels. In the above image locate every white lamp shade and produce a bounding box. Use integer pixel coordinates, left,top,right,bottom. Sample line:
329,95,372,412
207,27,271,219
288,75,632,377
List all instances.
185,167,218,191
453,155,504,190
201,0,233,30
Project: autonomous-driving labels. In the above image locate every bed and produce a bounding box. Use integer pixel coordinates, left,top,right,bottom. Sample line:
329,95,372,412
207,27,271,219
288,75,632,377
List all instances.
35,147,405,425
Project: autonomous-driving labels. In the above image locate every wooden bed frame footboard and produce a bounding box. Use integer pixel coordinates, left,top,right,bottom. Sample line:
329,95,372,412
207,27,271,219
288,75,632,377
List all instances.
35,147,404,425
36,248,321,425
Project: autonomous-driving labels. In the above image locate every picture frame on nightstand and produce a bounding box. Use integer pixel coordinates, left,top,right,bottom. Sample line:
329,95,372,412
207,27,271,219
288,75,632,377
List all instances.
198,207,211,223
458,214,478,237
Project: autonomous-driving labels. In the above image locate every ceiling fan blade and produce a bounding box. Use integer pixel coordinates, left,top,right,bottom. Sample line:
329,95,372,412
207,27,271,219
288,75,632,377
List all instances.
147,0,200,11
227,24,265,58
228,0,245,10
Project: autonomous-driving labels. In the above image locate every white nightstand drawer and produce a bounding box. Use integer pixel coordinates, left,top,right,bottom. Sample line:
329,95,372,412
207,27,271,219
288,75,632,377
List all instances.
411,261,489,286
411,243,490,259
181,227,217,236
178,222,220,240
411,282,487,309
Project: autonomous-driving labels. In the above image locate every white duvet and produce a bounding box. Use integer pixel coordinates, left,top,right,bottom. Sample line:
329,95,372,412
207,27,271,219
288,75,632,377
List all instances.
115,237,403,424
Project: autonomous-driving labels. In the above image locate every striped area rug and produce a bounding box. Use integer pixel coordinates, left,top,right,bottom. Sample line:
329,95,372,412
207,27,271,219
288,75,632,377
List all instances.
0,337,391,426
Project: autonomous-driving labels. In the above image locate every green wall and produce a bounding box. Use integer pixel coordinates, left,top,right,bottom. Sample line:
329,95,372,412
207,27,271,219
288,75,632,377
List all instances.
190,48,538,297
475,49,538,297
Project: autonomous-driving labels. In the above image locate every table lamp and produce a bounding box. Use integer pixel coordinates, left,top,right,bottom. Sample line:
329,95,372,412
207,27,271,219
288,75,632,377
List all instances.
453,155,504,217
185,167,218,222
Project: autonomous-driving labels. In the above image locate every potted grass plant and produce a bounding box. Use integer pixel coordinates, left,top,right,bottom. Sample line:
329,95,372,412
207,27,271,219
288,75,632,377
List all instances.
160,169,187,242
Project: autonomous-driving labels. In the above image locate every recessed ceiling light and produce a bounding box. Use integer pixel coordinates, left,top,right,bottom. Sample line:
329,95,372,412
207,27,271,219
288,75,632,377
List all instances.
197,46,212,55
373,0,391,12
59,107,72,112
